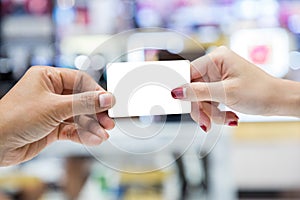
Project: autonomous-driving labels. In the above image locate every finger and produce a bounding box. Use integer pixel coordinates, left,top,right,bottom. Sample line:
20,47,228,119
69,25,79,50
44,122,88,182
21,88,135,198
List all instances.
54,67,104,92
76,115,109,140
190,102,211,132
190,46,228,81
77,112,115,131
34,66,104,94
211,101,220,107
201,102,239,126
55,124,104,146
190,55,211,80
96,112,115,130
171,81,226,103
56,91,115,119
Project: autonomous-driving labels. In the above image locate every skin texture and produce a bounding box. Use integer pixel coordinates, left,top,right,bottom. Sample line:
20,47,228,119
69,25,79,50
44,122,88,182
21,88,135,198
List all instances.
0,66,115,166
173,46,300,130
1,47,299,166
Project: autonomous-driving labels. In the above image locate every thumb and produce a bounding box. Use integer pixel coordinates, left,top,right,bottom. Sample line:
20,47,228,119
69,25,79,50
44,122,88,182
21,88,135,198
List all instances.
58,91,115,119
171,81,226,103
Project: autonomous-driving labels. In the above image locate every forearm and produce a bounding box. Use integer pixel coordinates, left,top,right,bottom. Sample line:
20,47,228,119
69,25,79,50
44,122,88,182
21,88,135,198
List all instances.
273,78,300,117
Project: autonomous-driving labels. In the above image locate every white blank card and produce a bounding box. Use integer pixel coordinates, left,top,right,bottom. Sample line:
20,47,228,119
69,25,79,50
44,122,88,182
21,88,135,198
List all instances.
106,60,191,118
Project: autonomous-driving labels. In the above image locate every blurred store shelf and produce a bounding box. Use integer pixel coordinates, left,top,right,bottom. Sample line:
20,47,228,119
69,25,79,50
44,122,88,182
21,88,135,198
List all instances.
2,16,52,38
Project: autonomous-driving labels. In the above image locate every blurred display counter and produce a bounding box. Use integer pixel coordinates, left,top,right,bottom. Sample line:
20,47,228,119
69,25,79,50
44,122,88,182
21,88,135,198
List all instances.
120,171,170,200
234,121,300,141
238,113,300,123
232,119,300,193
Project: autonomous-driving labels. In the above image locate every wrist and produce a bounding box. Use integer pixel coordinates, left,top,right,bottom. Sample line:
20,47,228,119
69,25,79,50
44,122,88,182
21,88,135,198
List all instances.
272,78,300,117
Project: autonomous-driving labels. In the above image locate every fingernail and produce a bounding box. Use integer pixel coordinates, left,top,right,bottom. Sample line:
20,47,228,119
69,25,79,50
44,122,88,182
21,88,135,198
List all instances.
234,113,239,119
228,121,238,126
99,93,113,108
104,132,110,140
97,129,108,141
200,124,207,132
171,87,186,99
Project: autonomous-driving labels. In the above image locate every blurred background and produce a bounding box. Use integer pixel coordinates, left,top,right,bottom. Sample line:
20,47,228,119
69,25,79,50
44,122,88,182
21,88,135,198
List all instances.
1,0,300,199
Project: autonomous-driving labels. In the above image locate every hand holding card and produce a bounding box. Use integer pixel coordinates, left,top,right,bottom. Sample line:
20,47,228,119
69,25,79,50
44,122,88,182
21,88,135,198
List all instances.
106,60,191,118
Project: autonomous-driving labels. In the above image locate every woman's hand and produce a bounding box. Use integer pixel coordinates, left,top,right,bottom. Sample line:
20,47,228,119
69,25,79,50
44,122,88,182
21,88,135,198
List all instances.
171,46,300,131
0,66,115,166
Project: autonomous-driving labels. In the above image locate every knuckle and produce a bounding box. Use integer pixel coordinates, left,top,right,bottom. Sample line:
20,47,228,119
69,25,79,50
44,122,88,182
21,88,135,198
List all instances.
224,80,240,105
225,80,239,95
26,66,55,79
25,66,42,75
195,85,205,96
28,66,48,73
193,83,208,98
62,125,76,140
77,93,96,112
211,46,231,63
217,45,229,53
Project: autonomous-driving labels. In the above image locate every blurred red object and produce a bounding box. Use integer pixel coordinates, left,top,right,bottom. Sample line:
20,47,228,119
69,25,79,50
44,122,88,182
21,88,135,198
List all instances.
25,0,51,15
249,45,271,64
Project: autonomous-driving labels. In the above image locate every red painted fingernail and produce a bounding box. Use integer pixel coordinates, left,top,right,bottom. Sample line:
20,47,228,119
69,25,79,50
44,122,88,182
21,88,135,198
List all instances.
171,87,185,99
228,121,238,126
200,124,207,132
234,113,239,119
